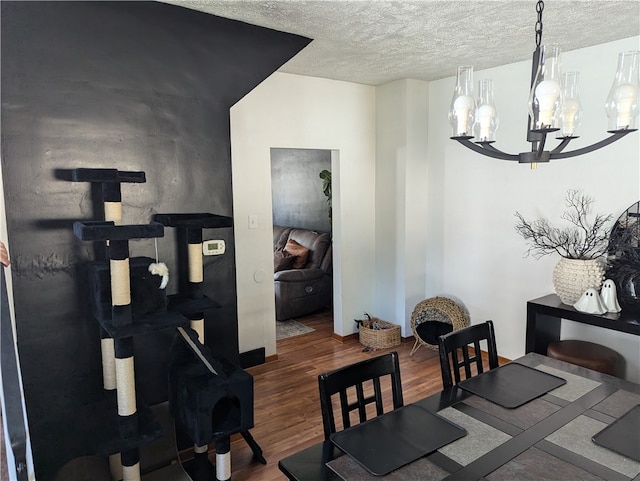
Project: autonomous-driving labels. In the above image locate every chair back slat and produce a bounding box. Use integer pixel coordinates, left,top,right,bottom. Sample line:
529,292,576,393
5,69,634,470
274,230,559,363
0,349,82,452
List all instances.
318,351,403,440
474,340,484,374
438,321,498,389
339,391,351,429
373,378,384,416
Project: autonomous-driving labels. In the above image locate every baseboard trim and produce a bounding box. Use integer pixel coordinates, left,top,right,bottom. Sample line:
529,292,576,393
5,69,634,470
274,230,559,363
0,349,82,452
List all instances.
238,338,510,368
331,332,358,343
239,347,266,369
498,354,511,364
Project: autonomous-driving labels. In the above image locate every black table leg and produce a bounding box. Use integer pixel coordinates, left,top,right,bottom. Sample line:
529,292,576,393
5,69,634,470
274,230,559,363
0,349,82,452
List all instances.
526,306,561,355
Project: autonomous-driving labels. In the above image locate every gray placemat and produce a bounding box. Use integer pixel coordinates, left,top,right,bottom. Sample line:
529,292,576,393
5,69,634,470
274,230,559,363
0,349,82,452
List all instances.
546,415,640,478
437,407,511,466
326,455,449,481
592,389,640,418
459,363,567,409
463,395,561,430
592,405,640,462
329,404,466,476
535,365,601,401
486,446,605,481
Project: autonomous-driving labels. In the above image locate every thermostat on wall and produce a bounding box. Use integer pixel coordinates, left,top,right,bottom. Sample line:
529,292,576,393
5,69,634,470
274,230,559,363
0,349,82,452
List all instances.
202,239,226,256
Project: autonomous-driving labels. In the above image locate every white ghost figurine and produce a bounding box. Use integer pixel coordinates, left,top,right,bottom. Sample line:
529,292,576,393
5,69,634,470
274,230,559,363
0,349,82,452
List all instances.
574,288,607,315
149,262,169,289
600,279,622,313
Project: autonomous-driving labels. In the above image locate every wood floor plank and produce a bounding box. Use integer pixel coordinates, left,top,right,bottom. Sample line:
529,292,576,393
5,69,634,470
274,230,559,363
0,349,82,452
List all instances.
212,309,445,480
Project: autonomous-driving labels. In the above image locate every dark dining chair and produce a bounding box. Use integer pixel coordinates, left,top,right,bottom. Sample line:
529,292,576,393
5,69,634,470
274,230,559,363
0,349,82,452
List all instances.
438,320,499,389
318,351,404,440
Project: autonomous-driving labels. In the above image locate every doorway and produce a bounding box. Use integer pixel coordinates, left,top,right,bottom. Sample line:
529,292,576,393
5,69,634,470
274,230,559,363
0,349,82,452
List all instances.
270,148,333,341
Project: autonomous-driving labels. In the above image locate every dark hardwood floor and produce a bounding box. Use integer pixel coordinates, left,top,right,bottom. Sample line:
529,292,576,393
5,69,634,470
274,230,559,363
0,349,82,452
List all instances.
0,311,500,481
224,308,445,480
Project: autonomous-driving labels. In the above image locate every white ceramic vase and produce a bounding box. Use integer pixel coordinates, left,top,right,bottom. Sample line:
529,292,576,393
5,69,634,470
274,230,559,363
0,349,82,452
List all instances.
552,257,606,305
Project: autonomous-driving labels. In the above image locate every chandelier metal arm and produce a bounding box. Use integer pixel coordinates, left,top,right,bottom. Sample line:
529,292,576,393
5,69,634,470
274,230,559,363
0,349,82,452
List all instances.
454,129,636,163
478,143,504,154
549,137,573,154
536,134,547,159
452,138,519,161
549,130,636,159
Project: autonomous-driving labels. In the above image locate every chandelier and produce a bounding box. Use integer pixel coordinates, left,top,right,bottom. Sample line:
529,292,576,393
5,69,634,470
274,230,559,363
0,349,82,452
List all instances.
449,0,639,168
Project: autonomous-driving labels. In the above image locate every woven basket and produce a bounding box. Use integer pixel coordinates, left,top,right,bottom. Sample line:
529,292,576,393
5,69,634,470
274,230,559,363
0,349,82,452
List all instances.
358,317,401,349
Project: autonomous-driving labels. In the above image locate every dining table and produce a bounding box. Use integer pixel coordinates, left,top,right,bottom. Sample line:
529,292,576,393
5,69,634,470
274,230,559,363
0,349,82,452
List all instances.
278,352,640,481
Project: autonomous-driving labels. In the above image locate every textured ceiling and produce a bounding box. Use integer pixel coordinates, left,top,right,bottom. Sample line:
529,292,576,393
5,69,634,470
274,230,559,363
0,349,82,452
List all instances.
160,0,640,86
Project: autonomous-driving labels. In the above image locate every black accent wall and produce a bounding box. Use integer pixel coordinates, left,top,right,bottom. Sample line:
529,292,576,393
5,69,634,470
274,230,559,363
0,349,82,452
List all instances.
1,2,310,479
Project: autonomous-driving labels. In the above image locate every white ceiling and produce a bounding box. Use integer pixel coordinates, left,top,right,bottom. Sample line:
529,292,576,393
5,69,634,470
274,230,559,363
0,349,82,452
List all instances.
161,0,640,86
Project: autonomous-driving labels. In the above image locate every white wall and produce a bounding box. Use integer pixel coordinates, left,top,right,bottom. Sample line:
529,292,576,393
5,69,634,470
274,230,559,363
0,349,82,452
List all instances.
230,72,376,357
375,80,430,336
232,38,639,381
427,37,640,381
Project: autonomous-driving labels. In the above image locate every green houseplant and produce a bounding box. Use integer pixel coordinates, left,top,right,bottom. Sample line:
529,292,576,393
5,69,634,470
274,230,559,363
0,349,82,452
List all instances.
514,190,613,304
319,169,332,223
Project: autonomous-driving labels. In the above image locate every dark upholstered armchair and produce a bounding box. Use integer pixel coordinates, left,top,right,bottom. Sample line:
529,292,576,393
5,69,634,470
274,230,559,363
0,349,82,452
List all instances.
273,225,332,321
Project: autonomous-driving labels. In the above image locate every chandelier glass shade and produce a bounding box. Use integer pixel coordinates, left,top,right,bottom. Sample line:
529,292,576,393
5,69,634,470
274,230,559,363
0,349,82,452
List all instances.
449,66,475,137
449,1,639,167
528,44,562,132
606,51,640,131
475,79,499,142
558,72,582,138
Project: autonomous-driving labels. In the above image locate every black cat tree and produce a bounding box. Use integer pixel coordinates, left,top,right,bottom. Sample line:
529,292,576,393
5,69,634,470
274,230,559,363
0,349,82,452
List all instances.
63,168,263,481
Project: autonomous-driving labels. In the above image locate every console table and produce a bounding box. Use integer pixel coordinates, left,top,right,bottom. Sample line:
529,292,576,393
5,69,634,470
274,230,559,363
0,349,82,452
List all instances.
525,294,640,355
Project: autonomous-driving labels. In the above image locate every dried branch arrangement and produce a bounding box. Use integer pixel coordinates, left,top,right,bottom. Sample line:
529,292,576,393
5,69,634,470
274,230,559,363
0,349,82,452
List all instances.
514,190,613,260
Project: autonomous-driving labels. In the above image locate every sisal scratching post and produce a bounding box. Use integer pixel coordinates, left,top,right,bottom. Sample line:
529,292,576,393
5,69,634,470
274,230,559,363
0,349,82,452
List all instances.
188,239,205,343
102,184,123,391
190,316,205,344
215,438,231,481
101,179,123,227
109,240,140,481
120,450,140,481
104,184,125,481
101,338,117,391
187,242,204,284
104,202,122,226
187,232,207,465
186,229,204,296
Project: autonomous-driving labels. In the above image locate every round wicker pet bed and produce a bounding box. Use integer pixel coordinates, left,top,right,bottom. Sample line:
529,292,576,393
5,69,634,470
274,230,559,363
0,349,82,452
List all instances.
409,296,470,356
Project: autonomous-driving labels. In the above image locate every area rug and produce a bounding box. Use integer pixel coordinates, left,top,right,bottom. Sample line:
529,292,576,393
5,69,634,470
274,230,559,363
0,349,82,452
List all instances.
276,319,315,340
